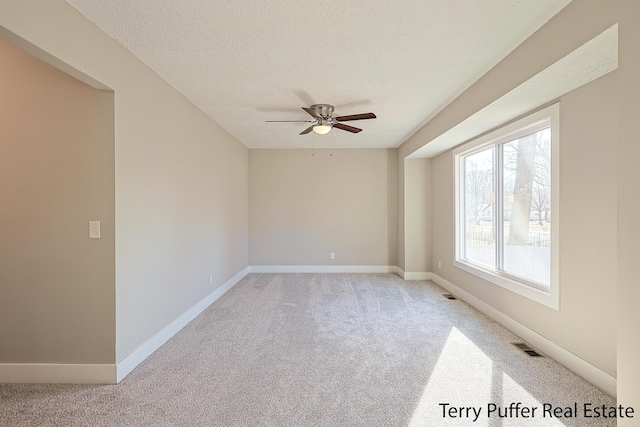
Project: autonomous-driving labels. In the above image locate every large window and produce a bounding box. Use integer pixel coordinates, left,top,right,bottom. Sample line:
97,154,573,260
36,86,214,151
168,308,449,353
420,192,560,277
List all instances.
454,104,559,309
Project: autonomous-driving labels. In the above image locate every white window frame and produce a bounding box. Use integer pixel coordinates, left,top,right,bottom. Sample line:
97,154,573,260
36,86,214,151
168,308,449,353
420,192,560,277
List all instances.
453,103,560,310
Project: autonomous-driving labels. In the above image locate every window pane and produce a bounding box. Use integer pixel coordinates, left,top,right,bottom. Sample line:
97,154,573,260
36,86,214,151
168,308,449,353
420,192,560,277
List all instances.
464,147,495,268
501,129,551,286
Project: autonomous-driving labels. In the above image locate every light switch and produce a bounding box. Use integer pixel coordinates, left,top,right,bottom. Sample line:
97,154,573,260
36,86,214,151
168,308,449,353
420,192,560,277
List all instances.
89,221,101,239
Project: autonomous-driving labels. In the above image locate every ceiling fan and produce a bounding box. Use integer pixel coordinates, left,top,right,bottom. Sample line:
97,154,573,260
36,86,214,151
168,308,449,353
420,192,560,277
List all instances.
266,104,376,135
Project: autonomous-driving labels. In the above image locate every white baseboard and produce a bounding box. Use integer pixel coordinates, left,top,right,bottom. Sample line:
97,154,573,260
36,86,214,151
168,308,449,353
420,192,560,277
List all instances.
116,267,249,383
0,364,116,384
10,268,607,395
249,265,396,274
0,268,249,385
248,265,431,281
429,272,617,397
405,272,430,280
394,267,431,281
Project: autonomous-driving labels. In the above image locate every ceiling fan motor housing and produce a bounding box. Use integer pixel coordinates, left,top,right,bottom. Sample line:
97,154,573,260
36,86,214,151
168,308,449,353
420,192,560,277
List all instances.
310,104,335,118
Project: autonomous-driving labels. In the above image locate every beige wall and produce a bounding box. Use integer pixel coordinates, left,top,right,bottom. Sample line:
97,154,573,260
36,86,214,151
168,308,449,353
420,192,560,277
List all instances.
0,38,115,363
249,149,396,267
396,0,618,281
403,158,431,274
396,158,405,271
430,73,618,377
0,0,249,365
618,0,640,419
396,0,624,393
112,53,248,362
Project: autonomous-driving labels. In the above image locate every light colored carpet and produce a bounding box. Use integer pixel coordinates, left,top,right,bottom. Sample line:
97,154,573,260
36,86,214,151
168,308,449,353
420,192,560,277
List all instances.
0,273,615,426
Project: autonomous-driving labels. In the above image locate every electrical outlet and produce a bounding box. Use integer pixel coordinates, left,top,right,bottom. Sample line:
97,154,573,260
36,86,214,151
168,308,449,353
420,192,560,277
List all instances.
330,252,335,260
89,221,101,239
209,274,213,285
438,260,442,269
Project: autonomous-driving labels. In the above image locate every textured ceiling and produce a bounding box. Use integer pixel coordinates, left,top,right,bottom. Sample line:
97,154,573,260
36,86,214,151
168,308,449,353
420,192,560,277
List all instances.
65,0,571,149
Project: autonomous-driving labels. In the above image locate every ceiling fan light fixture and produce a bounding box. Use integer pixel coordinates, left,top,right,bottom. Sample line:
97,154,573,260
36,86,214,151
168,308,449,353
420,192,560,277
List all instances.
267,104,375,135
313,120,332,135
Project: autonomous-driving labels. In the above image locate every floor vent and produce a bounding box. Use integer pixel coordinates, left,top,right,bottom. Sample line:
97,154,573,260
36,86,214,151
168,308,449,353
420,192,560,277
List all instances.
512,342,544,357
442,293,457,300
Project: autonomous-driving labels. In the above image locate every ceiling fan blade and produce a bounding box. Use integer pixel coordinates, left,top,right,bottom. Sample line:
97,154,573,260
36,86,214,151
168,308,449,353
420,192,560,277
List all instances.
265,120,314,122
333,123,362,133
302,107,322,119
299,125,315,135
334,112,376,121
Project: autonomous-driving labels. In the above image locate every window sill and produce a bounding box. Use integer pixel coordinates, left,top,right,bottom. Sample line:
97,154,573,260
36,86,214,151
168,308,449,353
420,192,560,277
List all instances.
454,260,559,310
